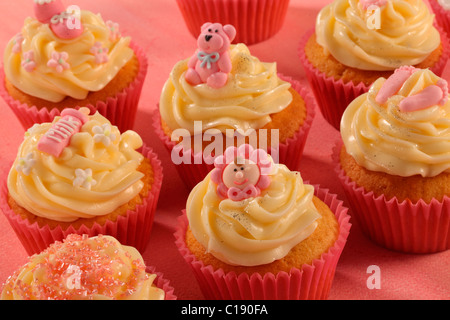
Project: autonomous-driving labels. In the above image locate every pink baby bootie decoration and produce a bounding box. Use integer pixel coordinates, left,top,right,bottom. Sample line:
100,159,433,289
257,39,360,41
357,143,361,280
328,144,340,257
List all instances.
185,22,236,89
375,66,449,112
34,0,83,39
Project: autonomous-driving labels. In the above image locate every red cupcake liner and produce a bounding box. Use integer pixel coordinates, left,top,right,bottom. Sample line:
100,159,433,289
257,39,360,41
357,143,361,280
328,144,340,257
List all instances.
145,266,177,300
153,75,315,190
298,27,450,130
333,140,450,253
174,185,351,300
0,41,148,132
0,144,163,256
430,0,450,36
175,0,290,45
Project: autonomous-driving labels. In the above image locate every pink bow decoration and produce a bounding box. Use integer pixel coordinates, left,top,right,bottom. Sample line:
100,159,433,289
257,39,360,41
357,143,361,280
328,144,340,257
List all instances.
197,51,220,69
227,185,260,201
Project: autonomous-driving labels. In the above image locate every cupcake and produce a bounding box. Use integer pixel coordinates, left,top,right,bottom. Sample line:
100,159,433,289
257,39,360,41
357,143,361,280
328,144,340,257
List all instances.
0,107,163,255
154,22,315,189
335,66,450,253
299,0,449,130
175,0,290,45
430,0,450,36
1,234,176,300
0,0,148,132
174,144,351,300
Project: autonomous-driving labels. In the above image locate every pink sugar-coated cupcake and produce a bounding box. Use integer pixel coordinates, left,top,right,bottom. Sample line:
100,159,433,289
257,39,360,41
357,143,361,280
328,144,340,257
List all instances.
1,234,176,300
0,0,148,132
175,0,290,45
0,108,163,256
430,0,450,36
335,67,450,253
174,146,351,300
299,0,449,130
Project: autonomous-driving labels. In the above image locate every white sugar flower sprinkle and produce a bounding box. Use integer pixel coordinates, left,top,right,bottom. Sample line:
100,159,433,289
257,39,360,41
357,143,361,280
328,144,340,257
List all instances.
92,124,117,147
73,168,97,190
16,152,36,176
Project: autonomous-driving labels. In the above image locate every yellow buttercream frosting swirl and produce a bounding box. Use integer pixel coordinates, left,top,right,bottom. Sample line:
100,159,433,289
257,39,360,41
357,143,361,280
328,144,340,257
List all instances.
1,234,165,300
7,111,145,222
4,10,134,102
341,68,450,177
187,163,321,266
315,0,440,71
159,43,293,133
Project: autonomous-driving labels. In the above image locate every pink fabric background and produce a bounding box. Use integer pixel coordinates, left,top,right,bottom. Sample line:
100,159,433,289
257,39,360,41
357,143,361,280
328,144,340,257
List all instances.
0,0,448,300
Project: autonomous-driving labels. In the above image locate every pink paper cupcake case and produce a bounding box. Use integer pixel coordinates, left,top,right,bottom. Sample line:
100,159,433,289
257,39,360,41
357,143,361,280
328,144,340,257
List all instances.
175,0,290,45
0,42,148,132
174,186,351,300
430,0,450,36
333,141,450,253
298,27,450,130
145,266,177,300
153,75,315,190
0,144,163,256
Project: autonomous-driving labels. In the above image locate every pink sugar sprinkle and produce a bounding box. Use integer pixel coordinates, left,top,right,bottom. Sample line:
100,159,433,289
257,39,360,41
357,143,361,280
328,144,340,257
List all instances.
7,234,148,300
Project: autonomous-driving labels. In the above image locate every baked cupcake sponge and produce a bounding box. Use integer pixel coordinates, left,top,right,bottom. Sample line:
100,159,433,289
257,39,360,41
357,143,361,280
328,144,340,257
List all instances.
7,156,154,230
339,146,450,204
185,196,339,275
5,55,140,111
304,33,444,86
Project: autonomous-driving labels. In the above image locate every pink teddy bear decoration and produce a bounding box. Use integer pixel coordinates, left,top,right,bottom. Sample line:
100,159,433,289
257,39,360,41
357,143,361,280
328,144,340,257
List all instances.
211,144,272,201
185,22,236,89
33,0,83,40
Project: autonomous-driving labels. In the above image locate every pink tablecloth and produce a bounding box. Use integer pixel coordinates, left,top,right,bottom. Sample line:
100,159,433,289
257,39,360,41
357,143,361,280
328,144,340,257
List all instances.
0,0,448,300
